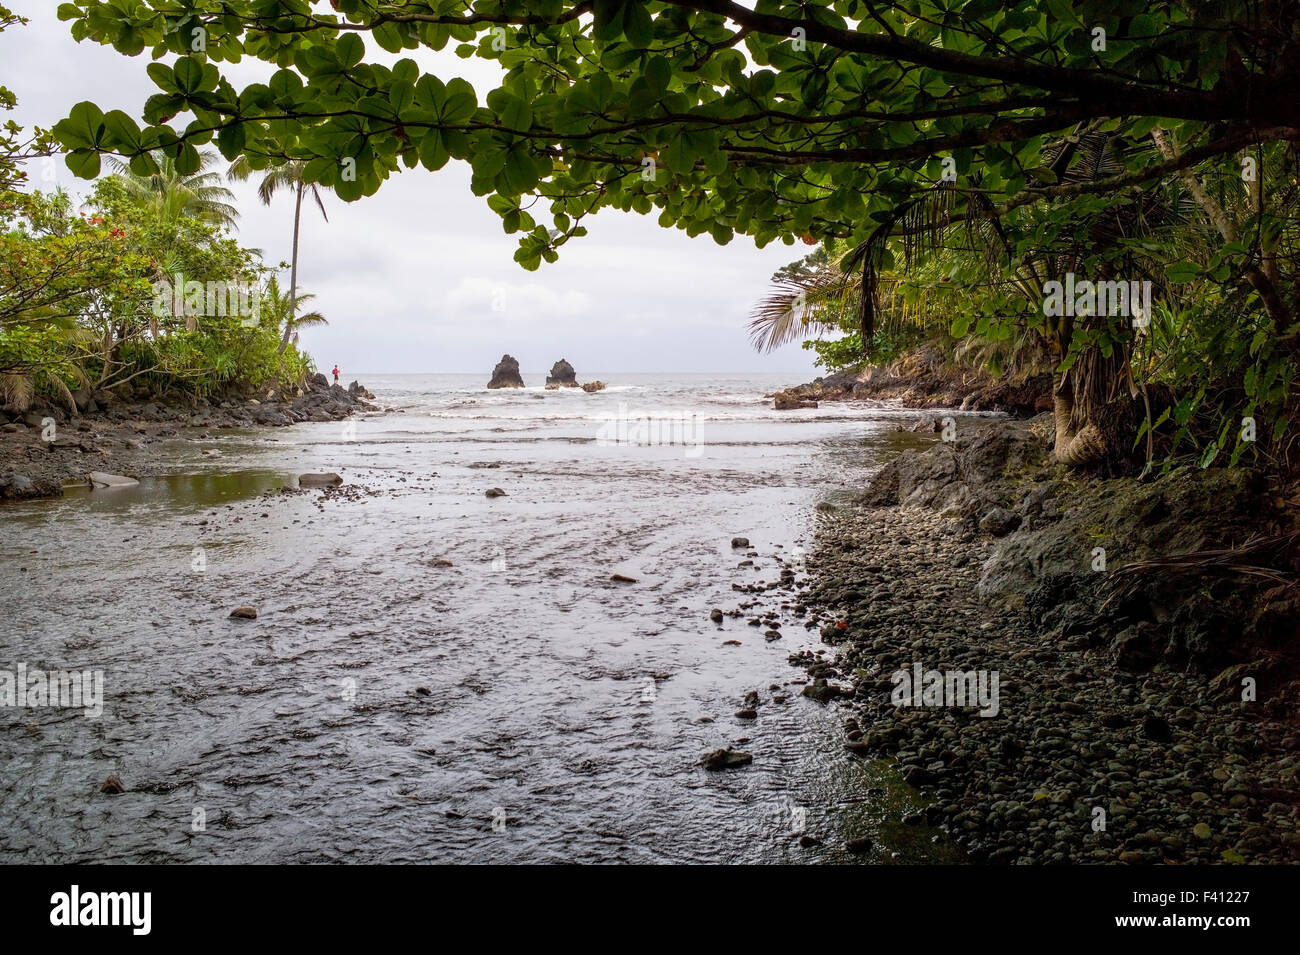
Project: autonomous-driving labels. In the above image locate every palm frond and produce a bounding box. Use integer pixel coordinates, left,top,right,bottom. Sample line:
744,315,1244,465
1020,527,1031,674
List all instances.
748,268,851,352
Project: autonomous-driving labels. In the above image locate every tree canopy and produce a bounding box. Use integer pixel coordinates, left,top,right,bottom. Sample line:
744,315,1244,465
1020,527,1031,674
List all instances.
46,0,1300,469
49,2,1296,263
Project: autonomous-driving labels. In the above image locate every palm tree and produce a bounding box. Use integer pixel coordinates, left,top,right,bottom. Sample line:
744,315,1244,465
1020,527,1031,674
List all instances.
107,150,239,230
107,149,240,331
260,275,327,345
748,246,850,353
227,157,330,352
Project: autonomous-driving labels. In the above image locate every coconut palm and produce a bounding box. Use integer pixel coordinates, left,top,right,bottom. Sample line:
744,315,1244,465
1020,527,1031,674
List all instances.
106,150,239,230
227,157,330,352
259,275,327,344
748,246,852,353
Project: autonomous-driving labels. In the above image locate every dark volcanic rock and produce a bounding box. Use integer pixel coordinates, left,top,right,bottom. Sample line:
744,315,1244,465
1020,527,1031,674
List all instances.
0,471,60,500
545,359,578,388
701,748,752,770
979,506,1022,537
774,390,818,410
777,346,1050,415
800,415,1300,866
488,354,525,389
1,372,379,501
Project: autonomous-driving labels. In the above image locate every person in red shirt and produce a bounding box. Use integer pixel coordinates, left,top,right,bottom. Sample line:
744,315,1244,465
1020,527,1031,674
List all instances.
332,365,340,384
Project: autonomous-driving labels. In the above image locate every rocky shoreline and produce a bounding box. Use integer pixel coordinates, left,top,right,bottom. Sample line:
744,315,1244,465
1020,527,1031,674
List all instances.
0,373,379,501
793,416,1300,863
774,347,1053,417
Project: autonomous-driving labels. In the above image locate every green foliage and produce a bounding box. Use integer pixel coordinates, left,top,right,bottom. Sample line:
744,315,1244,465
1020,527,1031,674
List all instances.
803,331,861,371
45,1,1300,465
47,1,1292,266
1,183,310,406
0,9,57,192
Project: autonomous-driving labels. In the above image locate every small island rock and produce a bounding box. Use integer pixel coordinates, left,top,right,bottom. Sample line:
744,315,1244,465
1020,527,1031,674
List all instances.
545,359,578,388
488,355,525,389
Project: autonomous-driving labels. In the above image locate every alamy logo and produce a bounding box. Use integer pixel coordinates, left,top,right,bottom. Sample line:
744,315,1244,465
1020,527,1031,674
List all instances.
1042,273,1151,326
595,403,704,458
0,663,103,718
890,662,1000,717
152,272,261,327
50,886,151,935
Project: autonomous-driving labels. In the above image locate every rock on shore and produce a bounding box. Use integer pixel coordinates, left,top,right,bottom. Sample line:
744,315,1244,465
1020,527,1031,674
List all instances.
0,373,380,501
774,390,818,410
487,355,525,389
800,416,1300,864
779,346,1053,416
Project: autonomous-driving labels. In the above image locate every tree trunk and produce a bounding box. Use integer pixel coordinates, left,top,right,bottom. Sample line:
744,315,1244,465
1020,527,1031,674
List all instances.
1052,375,1108,467
1050,319,1132,470
279,181,304,355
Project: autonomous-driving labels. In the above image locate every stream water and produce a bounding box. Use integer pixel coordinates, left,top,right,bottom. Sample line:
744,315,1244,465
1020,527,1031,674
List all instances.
0,373,965,863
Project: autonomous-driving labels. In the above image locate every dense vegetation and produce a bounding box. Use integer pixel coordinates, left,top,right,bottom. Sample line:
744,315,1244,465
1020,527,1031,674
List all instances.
24,0,1300,472
753,122,1298,473
0,10,315,415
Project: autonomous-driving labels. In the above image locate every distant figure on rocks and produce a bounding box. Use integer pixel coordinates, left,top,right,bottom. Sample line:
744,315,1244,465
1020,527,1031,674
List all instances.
332,365,340,384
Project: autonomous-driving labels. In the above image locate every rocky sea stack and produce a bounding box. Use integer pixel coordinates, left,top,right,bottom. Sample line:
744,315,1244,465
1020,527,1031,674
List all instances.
487,354,525,389
545,359,578,389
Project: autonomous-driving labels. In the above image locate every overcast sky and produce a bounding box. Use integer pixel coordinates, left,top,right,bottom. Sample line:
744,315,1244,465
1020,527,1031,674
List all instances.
1,4,824,377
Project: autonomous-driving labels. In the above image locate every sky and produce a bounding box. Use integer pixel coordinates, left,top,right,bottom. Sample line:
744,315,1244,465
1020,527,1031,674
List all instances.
0,3,827,377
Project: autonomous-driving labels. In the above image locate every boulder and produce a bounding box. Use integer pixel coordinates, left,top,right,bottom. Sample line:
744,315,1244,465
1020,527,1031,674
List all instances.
701,748,753,770
774,390,818,410
71,389,98,414
87,472,139,488
299,473,343,487
978,507,1022,537
0,472,61,501
307,372,330,391
487,354,525,389
347,380,376,400
581,381,606,393
229,605,258,620
545,359,578,388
